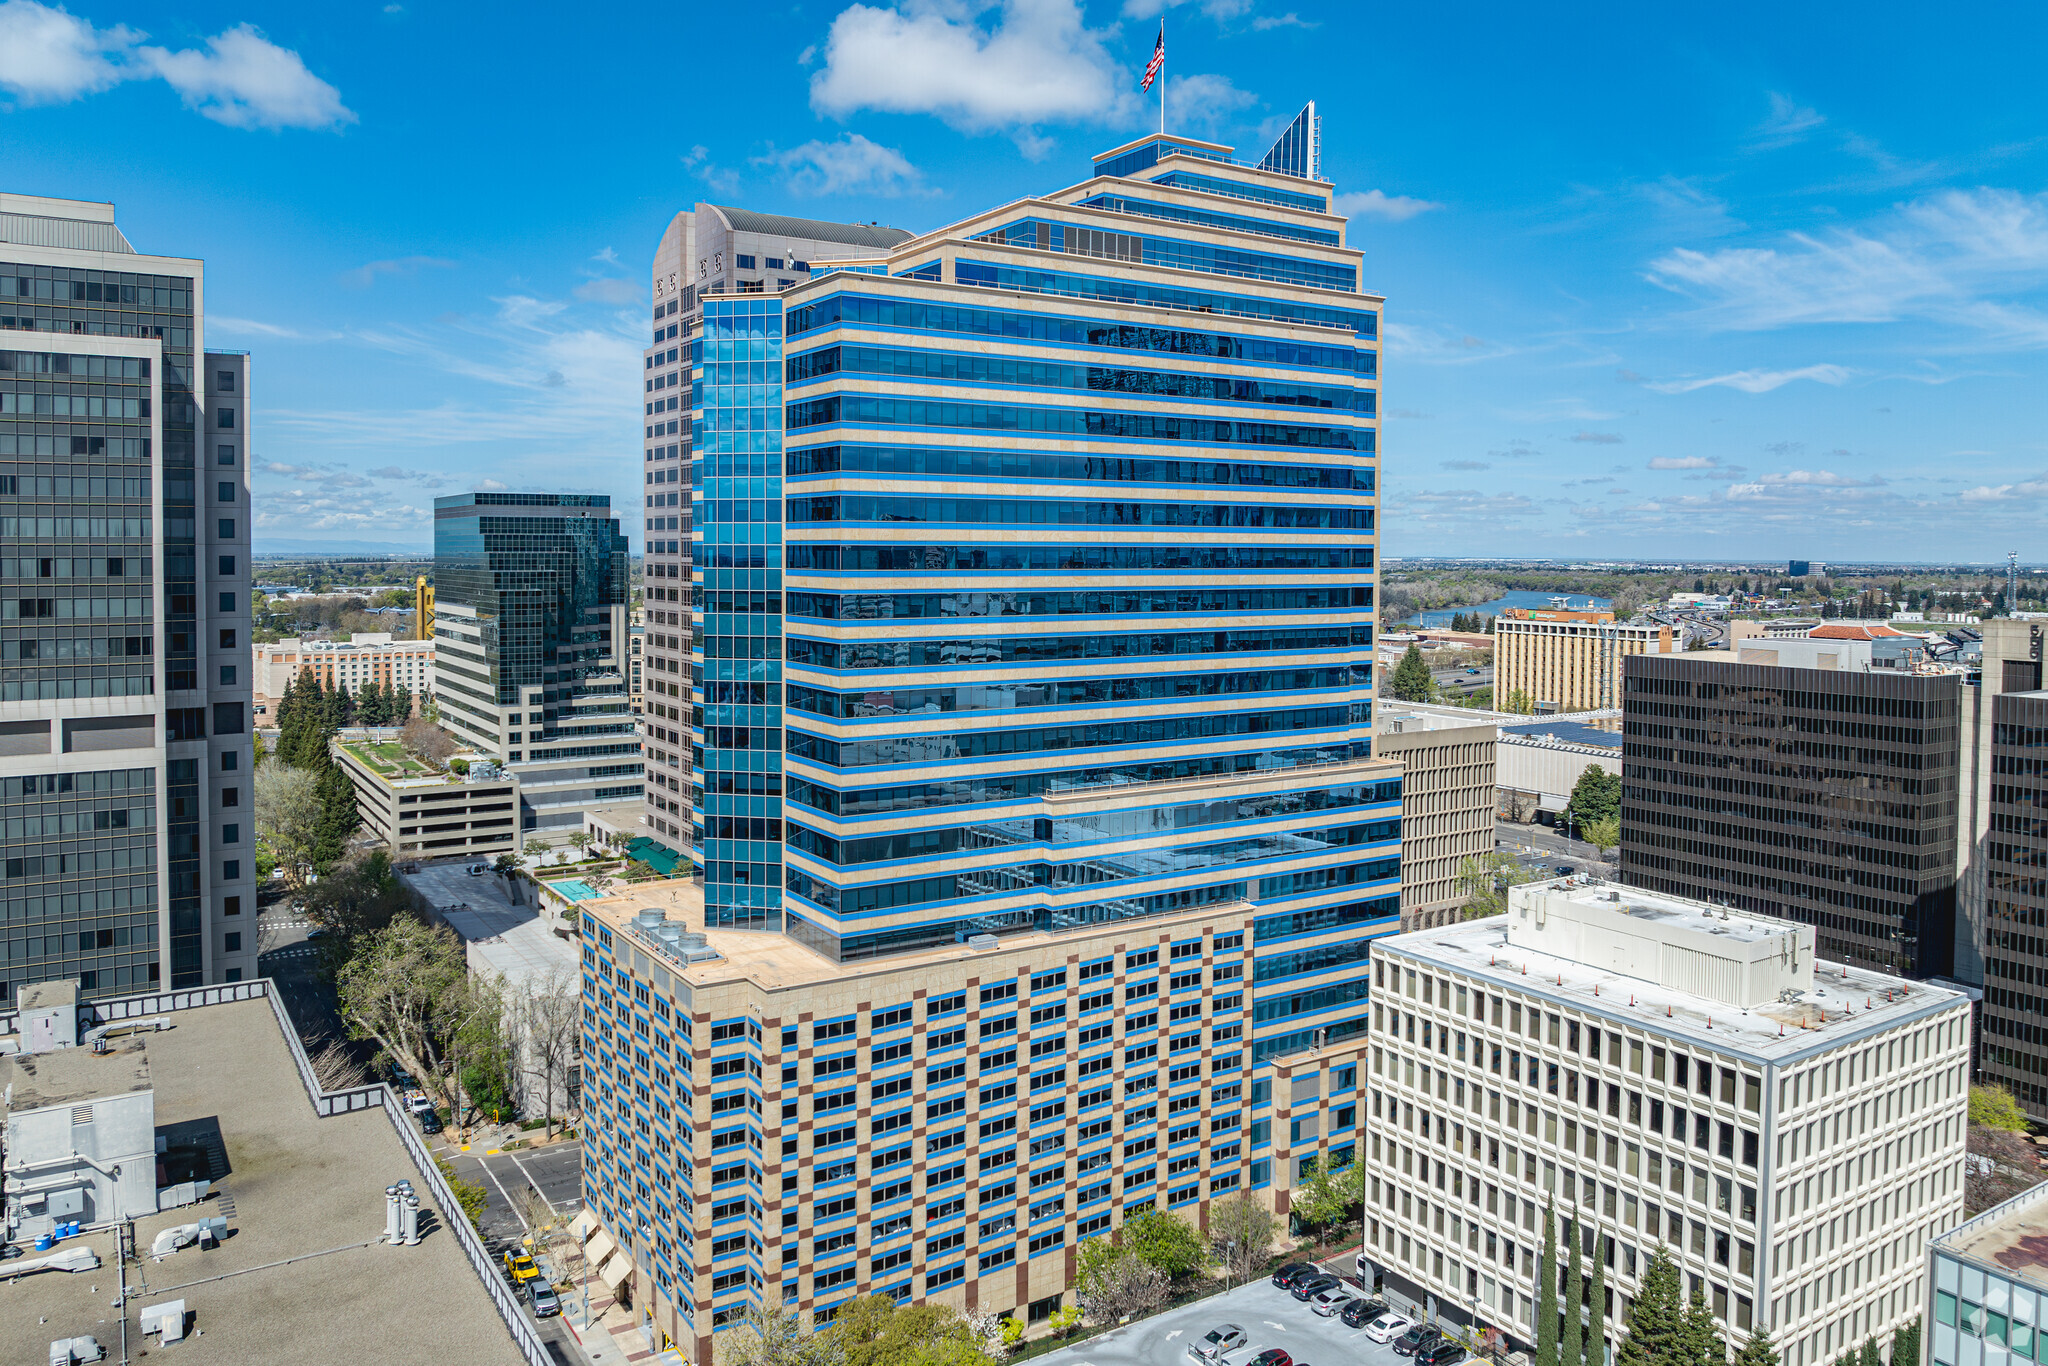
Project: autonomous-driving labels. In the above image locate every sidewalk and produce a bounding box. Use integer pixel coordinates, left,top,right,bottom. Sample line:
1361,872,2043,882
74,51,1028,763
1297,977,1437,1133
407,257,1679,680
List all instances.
560,1263,688,1365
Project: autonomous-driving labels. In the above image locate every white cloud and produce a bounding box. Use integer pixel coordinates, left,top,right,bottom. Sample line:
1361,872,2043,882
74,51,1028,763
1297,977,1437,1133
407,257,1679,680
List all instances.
0,0,136,103
1647,456,1718,470
1570,431,1623,444
1334,188,1443,222
809,0,1128,144
1753,91,1824,149
756,133,929,197
1647,188,2048,348
1646,364,1852,394
574,278,639,304
209,315,341,341
344,255,455,288
141,23,353,129
1163,72,1256,136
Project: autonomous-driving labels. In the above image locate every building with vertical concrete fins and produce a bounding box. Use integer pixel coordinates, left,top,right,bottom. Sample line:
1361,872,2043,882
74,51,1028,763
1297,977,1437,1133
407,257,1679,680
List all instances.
0,193,255,998
583,121,1398,1356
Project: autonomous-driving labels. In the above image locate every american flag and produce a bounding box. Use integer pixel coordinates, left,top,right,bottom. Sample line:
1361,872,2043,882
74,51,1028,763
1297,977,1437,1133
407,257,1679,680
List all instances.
1141,24,1164,91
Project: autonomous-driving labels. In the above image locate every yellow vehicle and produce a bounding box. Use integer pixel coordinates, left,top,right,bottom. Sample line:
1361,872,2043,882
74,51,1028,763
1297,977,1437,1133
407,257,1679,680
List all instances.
503,1249,540,1284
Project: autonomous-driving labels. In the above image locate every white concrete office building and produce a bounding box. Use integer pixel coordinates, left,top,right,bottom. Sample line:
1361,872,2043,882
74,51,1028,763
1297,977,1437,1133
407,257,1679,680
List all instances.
1361,879,1972,1366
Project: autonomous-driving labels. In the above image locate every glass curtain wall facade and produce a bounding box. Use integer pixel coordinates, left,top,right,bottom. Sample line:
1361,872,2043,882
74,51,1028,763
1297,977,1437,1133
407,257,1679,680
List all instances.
432,492,638,831
0,193,254,997
663,134,1396,1047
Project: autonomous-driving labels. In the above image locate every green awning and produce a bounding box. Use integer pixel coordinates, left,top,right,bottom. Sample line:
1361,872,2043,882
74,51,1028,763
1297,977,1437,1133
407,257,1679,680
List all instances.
626,836,687,877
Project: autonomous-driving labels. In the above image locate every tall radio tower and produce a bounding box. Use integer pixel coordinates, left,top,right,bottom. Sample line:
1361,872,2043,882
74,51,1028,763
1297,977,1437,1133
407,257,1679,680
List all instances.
2010,550,2020,615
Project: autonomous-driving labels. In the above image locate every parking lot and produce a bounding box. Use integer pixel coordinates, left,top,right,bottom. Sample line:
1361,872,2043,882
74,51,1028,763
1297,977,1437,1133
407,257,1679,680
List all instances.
1036,1261,1449,1366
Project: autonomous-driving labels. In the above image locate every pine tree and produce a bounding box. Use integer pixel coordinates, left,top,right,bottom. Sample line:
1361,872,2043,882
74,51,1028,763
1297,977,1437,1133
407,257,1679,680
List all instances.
393,683,414,722
1732,1328,1779,1366
1562,1215,1584,1366
358,680,385,726
1617,1247,1683,1366
335,681,357,728
311,759,360,873
1536,1199,1560,1366
1390,645,1438,702
1678,1290,1724,1366
1889,1317,1920,1366
1585,1227,1608,1366
1859,1340,1882,1366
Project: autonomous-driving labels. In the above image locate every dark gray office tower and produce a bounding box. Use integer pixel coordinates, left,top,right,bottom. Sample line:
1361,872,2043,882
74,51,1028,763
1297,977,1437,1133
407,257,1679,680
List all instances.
1619,653,1961,978
1952,620,2048,1114
431,492,639,833
0,192,256,999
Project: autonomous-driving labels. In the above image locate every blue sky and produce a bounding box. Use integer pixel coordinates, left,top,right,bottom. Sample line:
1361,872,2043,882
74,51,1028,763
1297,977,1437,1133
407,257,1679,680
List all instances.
4,0,2046,563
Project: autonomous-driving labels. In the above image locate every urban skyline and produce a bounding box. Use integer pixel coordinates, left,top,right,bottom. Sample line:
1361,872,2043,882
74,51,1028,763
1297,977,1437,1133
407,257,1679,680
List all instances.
4,1,2047,561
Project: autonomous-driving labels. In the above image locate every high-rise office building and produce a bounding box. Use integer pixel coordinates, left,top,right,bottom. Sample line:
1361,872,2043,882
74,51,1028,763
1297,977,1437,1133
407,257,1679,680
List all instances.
1364,879,1970,1366
1960,620,2048,1118
431,492,639,834
0,192,255,999
1619,653,1961,978
638,204,916,867
581,124,1396,1354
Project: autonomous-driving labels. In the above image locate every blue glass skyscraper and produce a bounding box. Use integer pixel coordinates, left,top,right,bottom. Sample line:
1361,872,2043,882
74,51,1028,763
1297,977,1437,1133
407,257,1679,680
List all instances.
650,125,1395,1057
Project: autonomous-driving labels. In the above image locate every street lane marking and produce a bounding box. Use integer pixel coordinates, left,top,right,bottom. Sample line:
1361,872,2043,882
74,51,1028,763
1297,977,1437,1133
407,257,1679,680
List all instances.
1263,1322,1288,1332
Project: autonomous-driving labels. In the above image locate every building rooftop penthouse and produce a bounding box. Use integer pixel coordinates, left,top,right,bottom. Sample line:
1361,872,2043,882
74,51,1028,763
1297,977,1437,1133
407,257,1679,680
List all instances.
1405,877,1962,1060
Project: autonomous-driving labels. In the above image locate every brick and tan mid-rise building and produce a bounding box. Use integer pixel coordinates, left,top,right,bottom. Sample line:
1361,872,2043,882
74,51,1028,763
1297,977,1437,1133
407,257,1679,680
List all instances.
253,633,433,715
1494,608,1675,713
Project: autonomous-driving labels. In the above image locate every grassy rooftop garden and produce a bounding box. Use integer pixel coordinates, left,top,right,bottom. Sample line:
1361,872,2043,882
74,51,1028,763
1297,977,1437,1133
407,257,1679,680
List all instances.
340,738,456,782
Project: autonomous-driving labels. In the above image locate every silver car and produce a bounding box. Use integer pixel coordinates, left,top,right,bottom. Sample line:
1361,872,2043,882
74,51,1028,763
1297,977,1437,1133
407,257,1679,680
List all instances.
1189,1325,1249,1361
1310,1287,1356,1317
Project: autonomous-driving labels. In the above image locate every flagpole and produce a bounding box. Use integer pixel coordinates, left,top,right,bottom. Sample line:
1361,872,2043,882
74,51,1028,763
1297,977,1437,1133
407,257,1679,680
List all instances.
1159,16,1166,134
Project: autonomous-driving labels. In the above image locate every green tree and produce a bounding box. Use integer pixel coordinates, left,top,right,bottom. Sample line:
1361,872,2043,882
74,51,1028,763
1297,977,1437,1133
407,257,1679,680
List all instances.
311,758,361,873
1562,1215,1584,1366
1859,1340,1882,1366
1390,645,1439,702
1678,1290,1725,1366
434,1154,488,1228
725,1300,846,1366
1208,1190,1278,1284
1457,851,1539,920
1970,1084,2029,1133
1074,1237,1169,1325
1565,765,1622,829
1889,1317,1920,1366
1536,1200,1560,1366
1505,687,1536,715
1582,814,1621,852
1732,1329,1780,1366
392,683,415,721
1122,1208,1208,1279
1585,1227,1608,1366
1617,1247,1683,1366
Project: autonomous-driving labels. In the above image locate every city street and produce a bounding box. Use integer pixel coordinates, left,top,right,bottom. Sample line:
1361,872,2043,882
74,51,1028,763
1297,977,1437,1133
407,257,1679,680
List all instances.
443,1138,587,1243
1496,819,1614,876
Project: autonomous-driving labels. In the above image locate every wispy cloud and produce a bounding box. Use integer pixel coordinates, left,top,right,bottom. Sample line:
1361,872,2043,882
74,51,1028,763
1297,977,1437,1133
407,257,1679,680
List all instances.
1646,364,1852,394
1335,188,1443,223
1570,431,1623,444
1440,460,1491,471
1751,91,1824,150
1647,456,1718,470
755,132,931,197
1647,188,2048,349
345,256,455,289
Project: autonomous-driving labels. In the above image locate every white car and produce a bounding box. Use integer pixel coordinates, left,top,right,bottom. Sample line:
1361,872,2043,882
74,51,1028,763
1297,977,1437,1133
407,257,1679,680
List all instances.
1310,1288,1355,1318
405,1090,434,1115
1364,1315,1412,1344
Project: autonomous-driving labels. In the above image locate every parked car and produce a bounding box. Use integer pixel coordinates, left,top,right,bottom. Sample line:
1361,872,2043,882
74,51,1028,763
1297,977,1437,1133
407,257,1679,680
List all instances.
1363,1316,1412,1344
405,1091,435,1115
1189,1325,1249,1362
1244,1351,1291,1366
467,864,489,877
1419,1342,1467,1366
529,1281,561,1319
1394,1324,1443,1357
1270,1263,1317,1290
1555,865,1575,875
415,1108,443,1135
304,926,328,940
1290,1273,1341,1302
503,1249,540,1283
1340,1298,1389,1329
1309,1287,1355,1317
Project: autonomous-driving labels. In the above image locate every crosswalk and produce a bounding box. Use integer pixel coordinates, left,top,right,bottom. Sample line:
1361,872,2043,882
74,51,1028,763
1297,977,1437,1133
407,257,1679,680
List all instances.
262,946,319,962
